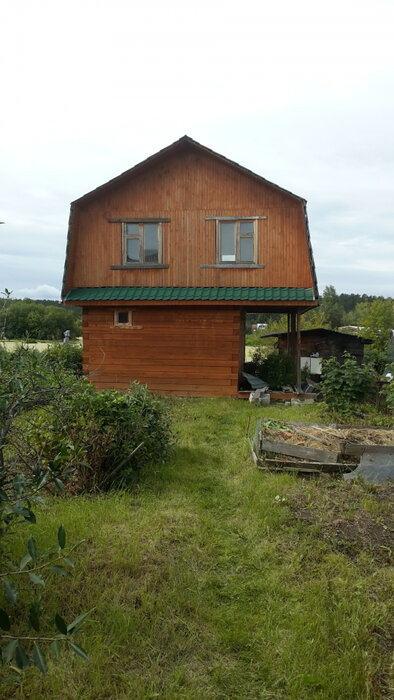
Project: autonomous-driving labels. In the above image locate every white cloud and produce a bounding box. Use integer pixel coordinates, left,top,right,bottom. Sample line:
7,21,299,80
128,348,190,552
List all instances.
13,285,61,301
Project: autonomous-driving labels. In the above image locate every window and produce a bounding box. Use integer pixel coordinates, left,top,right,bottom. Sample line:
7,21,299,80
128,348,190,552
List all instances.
217,220,257,263
122,222,162,265
114,309,133,327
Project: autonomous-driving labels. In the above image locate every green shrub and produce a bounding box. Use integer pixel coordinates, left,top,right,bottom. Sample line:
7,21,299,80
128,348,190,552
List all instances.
380,363,394,414
320,352,377,417
0,346,89,680
27,381,176,490
250,349,296,389
42,343,83,375
382,382,394,412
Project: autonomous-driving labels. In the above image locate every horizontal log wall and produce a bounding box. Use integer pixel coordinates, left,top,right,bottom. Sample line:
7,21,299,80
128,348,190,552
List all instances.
83,306,241,397
65,147,314,292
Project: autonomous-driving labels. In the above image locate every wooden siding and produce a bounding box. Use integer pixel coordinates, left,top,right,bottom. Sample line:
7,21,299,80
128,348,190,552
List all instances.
64,147,315,294
83,306,241,397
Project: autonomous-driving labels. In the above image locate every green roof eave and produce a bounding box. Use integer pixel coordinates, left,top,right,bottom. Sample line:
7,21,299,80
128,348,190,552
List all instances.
64,286,315,303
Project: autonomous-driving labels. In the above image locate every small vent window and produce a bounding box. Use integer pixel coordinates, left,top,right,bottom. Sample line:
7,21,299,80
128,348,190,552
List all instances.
114,309,132,327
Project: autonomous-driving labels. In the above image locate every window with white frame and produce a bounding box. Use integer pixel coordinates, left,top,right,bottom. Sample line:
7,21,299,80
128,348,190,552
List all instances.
217,220,257,263
122,222,162,265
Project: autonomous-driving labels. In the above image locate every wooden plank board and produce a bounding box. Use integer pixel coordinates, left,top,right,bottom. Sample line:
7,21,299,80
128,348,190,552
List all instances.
340,441,394,457
257,464,323,475
263,458,354,473
259,437,338,463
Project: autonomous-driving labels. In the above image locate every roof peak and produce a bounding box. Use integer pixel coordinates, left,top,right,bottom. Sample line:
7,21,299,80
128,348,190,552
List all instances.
72,135,306,206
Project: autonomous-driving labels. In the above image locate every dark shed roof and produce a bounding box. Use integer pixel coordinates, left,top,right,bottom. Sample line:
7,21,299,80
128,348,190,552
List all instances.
261,328,372,344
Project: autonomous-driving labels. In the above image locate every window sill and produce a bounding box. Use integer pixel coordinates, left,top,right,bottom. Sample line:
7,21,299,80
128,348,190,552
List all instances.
111,325,143,330
200,264,265,269
110,264,169,269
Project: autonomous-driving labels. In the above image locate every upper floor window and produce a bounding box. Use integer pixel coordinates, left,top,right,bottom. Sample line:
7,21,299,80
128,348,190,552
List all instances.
217,220,257,264
122,222,162,265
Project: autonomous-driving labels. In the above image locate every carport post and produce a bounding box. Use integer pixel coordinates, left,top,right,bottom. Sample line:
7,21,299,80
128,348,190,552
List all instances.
296,310,301,393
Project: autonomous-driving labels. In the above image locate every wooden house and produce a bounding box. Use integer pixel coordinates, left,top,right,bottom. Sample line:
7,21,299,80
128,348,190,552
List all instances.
62,136,319,397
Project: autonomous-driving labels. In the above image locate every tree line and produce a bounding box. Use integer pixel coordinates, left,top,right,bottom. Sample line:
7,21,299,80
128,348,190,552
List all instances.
246,288,392,333
0,298,82,340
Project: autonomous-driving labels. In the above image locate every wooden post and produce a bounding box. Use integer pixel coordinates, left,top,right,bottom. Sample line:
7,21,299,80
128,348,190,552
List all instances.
289,311,296,358
239,310,245,374
296,309,301,393
286,312,290,355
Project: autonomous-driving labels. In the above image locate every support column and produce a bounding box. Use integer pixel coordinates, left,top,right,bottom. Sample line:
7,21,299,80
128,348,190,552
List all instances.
296,309,301,393
289,311,296,359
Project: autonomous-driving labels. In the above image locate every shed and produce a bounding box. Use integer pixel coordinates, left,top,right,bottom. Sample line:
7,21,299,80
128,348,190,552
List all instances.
262,328,372,369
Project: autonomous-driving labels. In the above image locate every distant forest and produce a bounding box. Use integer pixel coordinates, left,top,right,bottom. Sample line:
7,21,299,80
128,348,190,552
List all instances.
0,297,82,340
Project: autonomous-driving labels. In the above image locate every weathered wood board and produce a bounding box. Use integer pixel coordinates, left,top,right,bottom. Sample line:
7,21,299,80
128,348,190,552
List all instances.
263,458,354,473
259,436,338,464
340,442,394,457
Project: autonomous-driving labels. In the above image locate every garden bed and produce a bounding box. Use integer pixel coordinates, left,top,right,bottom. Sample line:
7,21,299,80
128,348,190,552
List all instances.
252,418,394,476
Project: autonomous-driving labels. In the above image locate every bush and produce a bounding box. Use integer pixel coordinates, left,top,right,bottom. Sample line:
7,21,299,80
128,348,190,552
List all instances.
0,346,89,680
42,343,83,375
380,363,394,414
27,381,176,491
250,349,296,389
320,352,377,417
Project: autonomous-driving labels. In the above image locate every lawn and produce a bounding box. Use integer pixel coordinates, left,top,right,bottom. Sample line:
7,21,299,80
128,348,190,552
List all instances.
3,399,393,699
1,340,82,352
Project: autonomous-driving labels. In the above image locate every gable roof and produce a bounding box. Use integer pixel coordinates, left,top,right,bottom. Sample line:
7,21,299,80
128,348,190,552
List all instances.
72,135,305,206
62,136,319,300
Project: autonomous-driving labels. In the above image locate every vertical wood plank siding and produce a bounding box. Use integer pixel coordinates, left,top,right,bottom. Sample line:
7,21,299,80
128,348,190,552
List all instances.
65,149,314,292
83,306,241,397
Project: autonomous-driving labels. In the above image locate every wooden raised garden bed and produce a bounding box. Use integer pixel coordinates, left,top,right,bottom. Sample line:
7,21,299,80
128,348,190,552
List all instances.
251,419,394,477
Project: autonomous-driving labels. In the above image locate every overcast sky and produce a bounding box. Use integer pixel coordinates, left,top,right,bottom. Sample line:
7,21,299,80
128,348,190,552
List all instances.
1,0,393,299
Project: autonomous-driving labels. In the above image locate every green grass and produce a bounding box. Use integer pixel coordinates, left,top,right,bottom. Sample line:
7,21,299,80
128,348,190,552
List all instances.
1,339,82,352
2,400,393,699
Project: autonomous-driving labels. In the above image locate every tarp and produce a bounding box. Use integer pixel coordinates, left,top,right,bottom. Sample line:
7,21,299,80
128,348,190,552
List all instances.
344,449,394,484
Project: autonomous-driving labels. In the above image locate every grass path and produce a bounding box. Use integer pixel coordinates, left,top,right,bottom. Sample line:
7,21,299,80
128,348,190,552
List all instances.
5,400,392,699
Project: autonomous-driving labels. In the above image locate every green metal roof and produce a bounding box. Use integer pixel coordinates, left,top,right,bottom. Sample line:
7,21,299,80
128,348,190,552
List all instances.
64,287,315,302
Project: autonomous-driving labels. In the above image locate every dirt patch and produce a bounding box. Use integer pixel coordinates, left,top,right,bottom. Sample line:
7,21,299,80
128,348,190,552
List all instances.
290,480,393,565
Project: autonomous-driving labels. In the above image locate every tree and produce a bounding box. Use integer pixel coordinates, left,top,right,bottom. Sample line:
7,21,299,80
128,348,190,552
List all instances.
301,306,329,330
0,299,81,340
320,285,344,329
356,298,394,373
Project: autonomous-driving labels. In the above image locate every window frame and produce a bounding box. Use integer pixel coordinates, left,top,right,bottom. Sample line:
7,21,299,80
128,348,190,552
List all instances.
113,309,133,327
121,221,163,266
216,218,258,265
